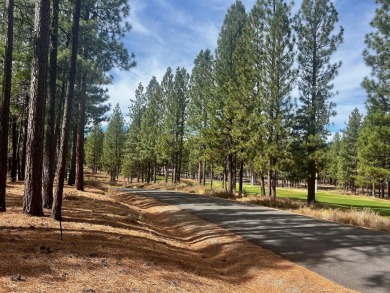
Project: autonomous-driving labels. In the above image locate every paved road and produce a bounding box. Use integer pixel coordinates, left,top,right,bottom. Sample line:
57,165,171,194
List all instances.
119,188,390,293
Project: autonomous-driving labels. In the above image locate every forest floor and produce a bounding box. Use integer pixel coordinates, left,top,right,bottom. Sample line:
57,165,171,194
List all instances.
0,174,354,292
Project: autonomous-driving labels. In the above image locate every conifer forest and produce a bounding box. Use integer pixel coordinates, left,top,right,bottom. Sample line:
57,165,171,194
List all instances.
0,0,389,221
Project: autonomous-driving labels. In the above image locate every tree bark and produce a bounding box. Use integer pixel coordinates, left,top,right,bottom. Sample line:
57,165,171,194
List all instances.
42,0,60,208
239,161,243,196
202,158,206,186
198,161,202,185
307,159,316,204
23,0,50,216
68,124,77,185
0,0,15,212
75,69,87,190
228,153,236,194
52,0,81,221
75,9,90,191
10,116,18,182
260,174,266,196
19,105,28,181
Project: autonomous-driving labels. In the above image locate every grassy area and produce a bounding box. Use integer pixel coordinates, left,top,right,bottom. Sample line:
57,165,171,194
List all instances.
275,188,390,217
203,181,390,217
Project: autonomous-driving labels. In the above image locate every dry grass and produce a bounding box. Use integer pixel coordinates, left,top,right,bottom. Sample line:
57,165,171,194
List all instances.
0,179,354,292
293,206,390,233
238,195,390,233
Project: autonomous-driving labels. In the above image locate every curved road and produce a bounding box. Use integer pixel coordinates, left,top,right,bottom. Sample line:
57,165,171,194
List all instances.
119,188,390,293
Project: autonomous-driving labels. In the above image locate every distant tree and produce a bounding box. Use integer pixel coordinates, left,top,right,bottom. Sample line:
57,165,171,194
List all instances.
0,0,14,212
188,49,214,185
122,83,146,181
293,0,344,204
138,77,162,183
157,68,174,182
102,104,125,183
357,0,389,198
325,132,341,185
85,124,104,174
338,108,362,193
166,67,190,183
23,0,51,216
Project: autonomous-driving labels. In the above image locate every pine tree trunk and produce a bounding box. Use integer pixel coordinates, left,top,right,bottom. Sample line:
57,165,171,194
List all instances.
68,125,77,185
19,108,28,181
164,162,168,183
10,116,17,182
272,172,277,200
268,167,272,198
23,0,50,216
239,161,243,196
52,0,81,221
0,0,14,212
75,9,90,191
260,174,266,196
202,159,206,186
210,166,213,187
198,161,202,185
223,162,227,191
75,68,87,191
42,0,59,208
228,154,236,194
307,160,316,204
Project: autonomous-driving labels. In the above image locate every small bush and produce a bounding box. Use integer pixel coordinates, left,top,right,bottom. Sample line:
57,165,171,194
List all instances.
205,189,235,199
105,187,118,197
64,191,79,201
84,177,103,190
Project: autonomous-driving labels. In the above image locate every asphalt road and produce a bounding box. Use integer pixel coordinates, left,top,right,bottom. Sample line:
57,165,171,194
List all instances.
119,188,390,293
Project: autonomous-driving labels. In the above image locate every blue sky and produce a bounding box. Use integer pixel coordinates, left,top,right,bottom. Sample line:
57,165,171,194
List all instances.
107,0,376,133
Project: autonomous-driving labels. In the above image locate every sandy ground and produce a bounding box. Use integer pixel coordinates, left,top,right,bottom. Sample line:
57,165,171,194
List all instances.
0,178,354,292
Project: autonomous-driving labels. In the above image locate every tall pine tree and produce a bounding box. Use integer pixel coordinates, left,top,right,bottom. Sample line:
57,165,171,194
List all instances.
293,0,343,204
357,0,389,198
212,0,247,194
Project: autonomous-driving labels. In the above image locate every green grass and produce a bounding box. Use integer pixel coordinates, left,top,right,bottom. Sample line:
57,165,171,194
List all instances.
205,181,390,217
275,188,390,217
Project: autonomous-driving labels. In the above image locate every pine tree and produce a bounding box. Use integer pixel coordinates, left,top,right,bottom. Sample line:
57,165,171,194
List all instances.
52,0,82,220
138,77,162,183
212,0,247,194
42,0,59,209
102,104,125,183
23,0,51,216
338,108,362,193
157,68,174,182
75,0,135,191
237,0,295,198
188,49,214,185
85,124,104,174
122,83,146,181
325,132,341,185
0,0,14,212
293,0,343,204
358,0,390,198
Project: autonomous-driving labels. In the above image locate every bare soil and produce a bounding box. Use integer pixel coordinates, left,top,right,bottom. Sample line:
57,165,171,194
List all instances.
0,177,354,292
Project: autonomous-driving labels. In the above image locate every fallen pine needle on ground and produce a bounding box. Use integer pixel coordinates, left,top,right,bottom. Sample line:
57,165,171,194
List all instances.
0,180,354,292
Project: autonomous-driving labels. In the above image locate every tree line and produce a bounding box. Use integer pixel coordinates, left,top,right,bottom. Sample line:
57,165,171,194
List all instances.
89,0,388,204
0,0,135,217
